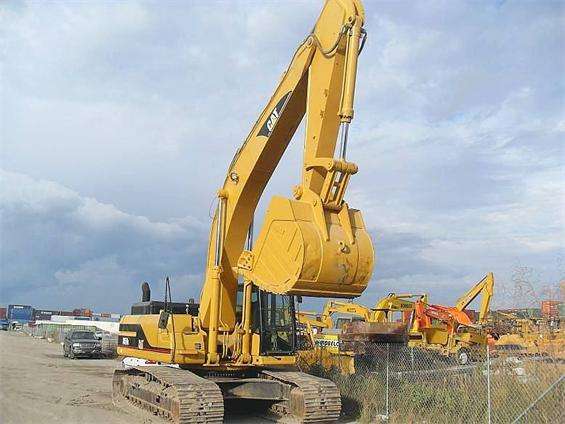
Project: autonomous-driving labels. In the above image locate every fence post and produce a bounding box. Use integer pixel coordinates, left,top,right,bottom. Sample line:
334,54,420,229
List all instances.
386,343,390,419
487,344,492,424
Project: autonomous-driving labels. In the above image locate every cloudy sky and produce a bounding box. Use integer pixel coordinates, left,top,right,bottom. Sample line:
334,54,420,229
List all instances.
1,0,563,313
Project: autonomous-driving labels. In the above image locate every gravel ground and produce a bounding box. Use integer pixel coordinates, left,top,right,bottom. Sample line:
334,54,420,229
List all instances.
0,331,274,424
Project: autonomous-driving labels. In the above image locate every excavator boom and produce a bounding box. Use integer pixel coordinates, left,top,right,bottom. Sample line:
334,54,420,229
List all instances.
198,0,374,338
454,272,494,323
371,293,427,322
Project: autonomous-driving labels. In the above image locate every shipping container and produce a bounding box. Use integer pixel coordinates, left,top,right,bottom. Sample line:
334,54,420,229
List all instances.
33,309,75,321
541,300,561,318
33,310,54,321
7,305,33,323
559,303,565,318
72,308,93,317
0,307,6,320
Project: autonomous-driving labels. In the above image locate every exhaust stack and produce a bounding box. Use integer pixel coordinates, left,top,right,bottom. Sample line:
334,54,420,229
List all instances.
141,282,151,302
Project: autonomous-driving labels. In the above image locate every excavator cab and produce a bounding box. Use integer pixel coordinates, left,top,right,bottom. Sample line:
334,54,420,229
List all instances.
256,291,297,355
238,284,297,355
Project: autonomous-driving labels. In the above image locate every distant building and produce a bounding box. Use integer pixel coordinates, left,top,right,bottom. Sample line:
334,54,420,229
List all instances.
7,305,34,328
33,309,73,321
541,300,562,319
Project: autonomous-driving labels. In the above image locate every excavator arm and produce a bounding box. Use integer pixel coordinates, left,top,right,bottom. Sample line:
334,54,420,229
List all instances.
413,301,474,334
371,293,428,322
307,294,428,330
198,0,374,361
297,311,332,348
323,300,373,323
297,311,332,330
297,300,373,332
454,273,494,323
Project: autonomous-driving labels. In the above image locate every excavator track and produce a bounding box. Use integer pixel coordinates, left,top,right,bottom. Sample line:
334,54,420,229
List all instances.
113,366,224,423
262,370,341,422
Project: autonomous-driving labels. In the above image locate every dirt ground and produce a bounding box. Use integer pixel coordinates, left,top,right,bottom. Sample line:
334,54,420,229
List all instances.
0,331,272,424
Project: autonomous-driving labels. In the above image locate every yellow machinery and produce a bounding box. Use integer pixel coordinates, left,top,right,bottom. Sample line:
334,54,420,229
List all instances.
299,293,428,329
296,294,426,374
296,301,376,357
295,310,353,374
409,273,495,363
299,275,494,368
297,293,426,349
454,272,494,324
493,311,565,358
373,293,429,323
296,311,335,352
113,1,374,422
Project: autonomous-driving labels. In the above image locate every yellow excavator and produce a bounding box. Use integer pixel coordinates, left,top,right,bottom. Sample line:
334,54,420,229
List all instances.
454,272,494,324
113,1,374,422
339,293,429,348
299,293,428,330
296,294,426,374
296,299,381,355
299,275,494,369
492,310,565,358
409,273,495,363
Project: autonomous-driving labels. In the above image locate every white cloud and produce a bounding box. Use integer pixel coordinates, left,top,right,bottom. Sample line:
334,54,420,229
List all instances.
0,170,208,311
1,1,563,311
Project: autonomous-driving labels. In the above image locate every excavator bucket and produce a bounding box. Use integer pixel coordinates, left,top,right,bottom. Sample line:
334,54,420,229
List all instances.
340,321,408,351
238,196,374,298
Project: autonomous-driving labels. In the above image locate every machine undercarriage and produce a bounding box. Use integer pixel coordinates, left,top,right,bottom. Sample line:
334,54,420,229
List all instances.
113,366,340,423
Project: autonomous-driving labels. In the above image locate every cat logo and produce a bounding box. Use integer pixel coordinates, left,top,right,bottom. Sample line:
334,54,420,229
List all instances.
257,91,292,137
266,109,280,133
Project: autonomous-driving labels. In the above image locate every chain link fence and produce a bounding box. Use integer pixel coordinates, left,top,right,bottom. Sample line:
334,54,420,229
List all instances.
23,323,118,358
299,343,564,423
